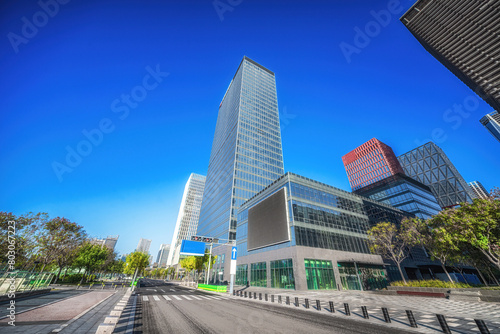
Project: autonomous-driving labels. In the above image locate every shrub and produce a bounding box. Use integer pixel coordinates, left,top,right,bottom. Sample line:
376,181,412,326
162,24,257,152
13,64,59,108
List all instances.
63,274,84,283
390,279,473,288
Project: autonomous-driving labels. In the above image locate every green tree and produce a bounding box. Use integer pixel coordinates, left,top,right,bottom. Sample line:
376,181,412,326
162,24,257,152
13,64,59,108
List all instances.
446,192,500,271
37,217,87,281
124,252,150,282
0,211,48,268
73,242,109,283
367,220,415,285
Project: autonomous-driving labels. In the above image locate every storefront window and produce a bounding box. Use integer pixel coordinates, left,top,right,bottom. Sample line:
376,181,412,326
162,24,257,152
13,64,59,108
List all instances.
250,262,267,287
304,259,336,290
270,259,295,289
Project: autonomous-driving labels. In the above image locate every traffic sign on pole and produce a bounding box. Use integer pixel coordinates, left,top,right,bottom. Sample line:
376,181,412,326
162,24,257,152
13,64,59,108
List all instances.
231,246,237,260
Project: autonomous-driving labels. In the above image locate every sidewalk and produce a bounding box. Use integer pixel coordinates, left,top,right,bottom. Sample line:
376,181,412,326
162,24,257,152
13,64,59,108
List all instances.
222,285,500,333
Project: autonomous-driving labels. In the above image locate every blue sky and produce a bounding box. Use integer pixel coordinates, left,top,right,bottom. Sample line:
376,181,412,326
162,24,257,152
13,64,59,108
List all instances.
1,0,498,257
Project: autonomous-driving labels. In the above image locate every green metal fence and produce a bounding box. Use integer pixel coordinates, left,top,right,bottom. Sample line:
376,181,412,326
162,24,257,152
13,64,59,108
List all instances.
0,271,54,295
198,284,227,292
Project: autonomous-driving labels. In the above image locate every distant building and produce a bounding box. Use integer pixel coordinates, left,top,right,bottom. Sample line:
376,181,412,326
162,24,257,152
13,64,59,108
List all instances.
166,174,206,267
401,0,500,112
156,244,171,268
136,238,152,254
89,235,119,251
342,138,404,191
398,142,475,208
469,181,489,200
480,111,500,143
120,254,127,262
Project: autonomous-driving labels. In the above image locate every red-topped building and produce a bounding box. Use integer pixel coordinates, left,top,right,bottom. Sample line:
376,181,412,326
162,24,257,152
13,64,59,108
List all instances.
342,138,404,191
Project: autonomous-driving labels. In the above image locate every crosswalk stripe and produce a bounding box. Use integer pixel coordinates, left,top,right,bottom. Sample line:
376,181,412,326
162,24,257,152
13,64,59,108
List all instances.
191,296,202,300
198,296,211,300
143,296,149,301
163,295,171,301
207,296,222,300
181,295,192,300
153,295,160,301
172,295,182,300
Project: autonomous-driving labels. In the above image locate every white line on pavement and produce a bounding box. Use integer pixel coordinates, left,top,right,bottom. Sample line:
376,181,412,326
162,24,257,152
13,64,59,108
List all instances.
143,296,149,301
153,295,160,301
163,295,171,301
191,296,202,300
181,295,192,300
172,295,182,300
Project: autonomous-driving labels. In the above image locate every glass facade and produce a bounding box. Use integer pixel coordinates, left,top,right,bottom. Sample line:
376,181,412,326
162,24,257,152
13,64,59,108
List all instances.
167,173,206,266
237,173,409,257
270,259,294,289
356,174,441,220
304,259,336,290
236,264,248,285
197,57,284,242
338,262,387,291
250,262,267,287
480,111,500,143
469,181,489,200
398,142,475,208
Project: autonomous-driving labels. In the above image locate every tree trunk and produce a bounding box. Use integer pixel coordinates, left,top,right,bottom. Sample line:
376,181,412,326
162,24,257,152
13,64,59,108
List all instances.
55,266,63,283
486,267,500,285
396,262,407,285
62,268,68,282
474,266,488,286
80,269,87,285
441,263,454,284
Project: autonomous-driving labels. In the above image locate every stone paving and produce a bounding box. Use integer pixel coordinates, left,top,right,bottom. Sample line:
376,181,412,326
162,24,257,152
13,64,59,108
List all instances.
224,286,500,334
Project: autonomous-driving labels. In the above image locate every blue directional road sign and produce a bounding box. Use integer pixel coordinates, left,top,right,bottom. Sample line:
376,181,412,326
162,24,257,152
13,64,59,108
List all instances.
231,246,237,260
180,240,206,256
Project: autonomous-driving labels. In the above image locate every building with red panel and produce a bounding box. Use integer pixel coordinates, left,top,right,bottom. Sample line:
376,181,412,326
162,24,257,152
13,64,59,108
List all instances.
342,138,404,191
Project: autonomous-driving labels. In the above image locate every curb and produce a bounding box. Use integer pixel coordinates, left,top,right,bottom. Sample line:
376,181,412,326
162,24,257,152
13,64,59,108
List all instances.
95,288,133,334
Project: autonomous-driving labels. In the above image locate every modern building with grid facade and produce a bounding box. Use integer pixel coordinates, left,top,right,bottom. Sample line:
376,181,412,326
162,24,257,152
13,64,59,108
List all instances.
469,180,490,199
480,111,500,143
342,138,404,191
355,173,441,220
156,244,170,268
197,56,285,242
166,173,206,267
401,0,500,112
398,142,475,208
233,172,411,291
136,238,151,254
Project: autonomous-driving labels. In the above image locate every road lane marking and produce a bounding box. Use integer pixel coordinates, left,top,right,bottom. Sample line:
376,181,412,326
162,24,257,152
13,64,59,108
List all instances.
191,296,202,300
172,295,182,300
143,296,149,301
199,296,212,300
163,295,171,301
153,295,160,301
160,289,165,293
170,289,176,291
181,295,192,300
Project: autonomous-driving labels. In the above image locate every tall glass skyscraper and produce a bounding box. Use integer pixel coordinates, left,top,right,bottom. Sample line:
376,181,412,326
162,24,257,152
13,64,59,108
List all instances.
197,56,285,241
166,173,206,266
398,142,475,208
480,111,500,143
469,181,489,200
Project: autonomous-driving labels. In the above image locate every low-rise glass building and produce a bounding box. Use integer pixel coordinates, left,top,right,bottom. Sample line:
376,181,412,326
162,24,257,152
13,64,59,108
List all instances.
235,172,410,291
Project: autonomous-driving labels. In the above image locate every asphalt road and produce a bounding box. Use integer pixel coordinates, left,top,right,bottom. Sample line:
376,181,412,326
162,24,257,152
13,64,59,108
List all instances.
134,279,414,334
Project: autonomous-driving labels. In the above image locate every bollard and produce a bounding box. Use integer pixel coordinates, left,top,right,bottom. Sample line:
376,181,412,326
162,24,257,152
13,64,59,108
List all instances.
259,293,262,300
329,301,335,313
295,297,299,307
474,319,490,334
381,307,391,323
344,303,350,316
305,298,309,309
271,295,274,303
316,300,321,311
278,295,282,304
254,292,257,300
265,293,268,301
406,310,418,328
244,291,247,298
361,306,369,319
233,290,236,296
286,296,290,305
436,314,451,334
